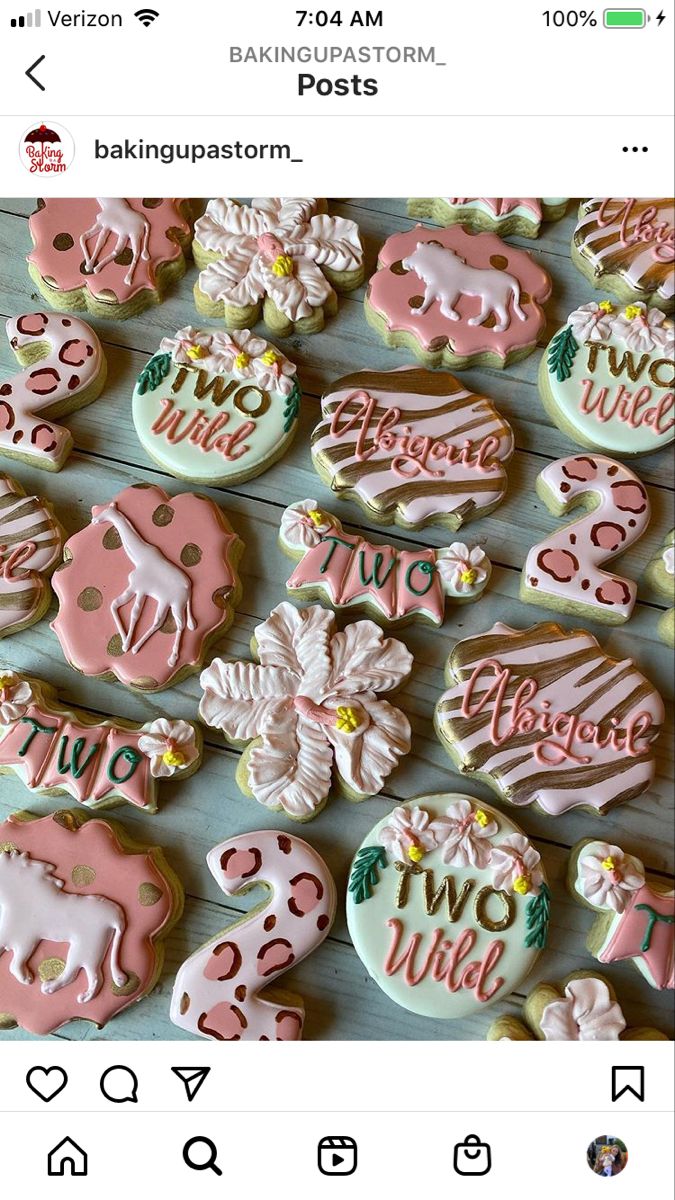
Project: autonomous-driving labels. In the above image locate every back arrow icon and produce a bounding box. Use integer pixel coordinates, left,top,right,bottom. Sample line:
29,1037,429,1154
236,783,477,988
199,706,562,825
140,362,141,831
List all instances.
26,56,46,91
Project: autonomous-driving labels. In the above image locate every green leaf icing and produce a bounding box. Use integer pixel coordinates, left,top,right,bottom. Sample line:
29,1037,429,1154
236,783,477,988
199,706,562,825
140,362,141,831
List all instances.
547,325,579,382
137,352,172,395
524,881,551,949
282,380,301,433
348,844,388,904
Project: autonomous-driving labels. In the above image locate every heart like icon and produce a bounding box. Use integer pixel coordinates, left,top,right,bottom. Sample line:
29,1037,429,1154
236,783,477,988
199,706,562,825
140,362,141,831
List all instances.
26,1066,69,1103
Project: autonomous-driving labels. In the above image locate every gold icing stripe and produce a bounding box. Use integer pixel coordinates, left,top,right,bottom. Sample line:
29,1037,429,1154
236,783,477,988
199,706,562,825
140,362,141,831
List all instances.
325,369,470,396
0,587,38,610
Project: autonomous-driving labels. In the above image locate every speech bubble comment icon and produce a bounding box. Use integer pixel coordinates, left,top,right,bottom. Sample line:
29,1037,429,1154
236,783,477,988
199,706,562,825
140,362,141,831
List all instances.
100,1065,139,1104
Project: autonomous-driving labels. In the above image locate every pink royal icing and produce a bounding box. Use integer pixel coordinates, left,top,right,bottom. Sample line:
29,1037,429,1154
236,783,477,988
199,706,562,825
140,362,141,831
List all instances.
0,474,63,636
539,977,627,1041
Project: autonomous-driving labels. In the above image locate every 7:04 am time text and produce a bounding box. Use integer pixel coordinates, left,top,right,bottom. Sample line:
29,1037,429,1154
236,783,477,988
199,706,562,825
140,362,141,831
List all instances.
296,9,383,25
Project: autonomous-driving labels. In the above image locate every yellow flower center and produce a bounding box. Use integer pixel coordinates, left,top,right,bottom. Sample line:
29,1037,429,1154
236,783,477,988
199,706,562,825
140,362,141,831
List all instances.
335,705,359,734
260,349,279,366
0,674,15,690
513,875,531,895
234,352,251,370
186,344,206,360
460,568,477,585
307,509,325,526
162,748,186,768
272,254,294,277
624,304,642,320
598,300,614,314
474,809,489,828
408,845,424,862
601,856,615,871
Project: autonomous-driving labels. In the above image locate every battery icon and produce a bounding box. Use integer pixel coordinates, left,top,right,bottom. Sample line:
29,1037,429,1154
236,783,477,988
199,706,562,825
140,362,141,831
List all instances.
604,8,647,25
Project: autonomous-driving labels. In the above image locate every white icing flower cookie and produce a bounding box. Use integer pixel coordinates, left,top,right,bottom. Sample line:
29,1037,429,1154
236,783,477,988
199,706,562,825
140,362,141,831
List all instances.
407,198,568,238
198,601,412,821
193,198,365,336
488,972,668,1041
539,299,674,456
132,326,301,486
568,839,674,991
572,198,674,313
346,794,550,1020
279,499,491,627
644,530,674,646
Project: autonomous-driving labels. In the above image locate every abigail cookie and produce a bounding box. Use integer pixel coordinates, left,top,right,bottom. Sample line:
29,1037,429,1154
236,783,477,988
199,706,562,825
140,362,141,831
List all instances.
572,198,674,312
364,224,551,369
346,795,550,1020
488,973,668,1041
0,474,63,639
407,198,568,238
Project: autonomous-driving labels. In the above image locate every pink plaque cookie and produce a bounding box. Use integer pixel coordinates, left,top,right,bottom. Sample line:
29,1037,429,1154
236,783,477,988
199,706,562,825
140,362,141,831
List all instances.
51,483,243,691
0,474,63,639
0,809,182,1035
365,224,552,369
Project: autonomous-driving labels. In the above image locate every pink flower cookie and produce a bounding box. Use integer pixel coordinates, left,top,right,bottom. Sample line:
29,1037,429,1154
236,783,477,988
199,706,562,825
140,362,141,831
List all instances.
346,795,550,1020
199,601,412,821
193,198,365,336
171,830,336,1040
569,839,674,991
0,474,63,639
279,499,491,627
0,672,202,812
364,224,552,369
51,483,243,692
0,312,107,472
488,972,668,1041
0,809,182,1035
572,198,674,313
312,367,514,532
435,621,664,818
407,198,569,238
27,198,193,320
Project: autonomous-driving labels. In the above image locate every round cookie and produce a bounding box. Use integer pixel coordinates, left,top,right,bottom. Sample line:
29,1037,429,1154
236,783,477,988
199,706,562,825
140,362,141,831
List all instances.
488,972,668,1041
572,198,674,313
346,795,550,1020
644,530,674,646
0,474,63,639
132,326,301,486
407,198,568,238
364,223,552,369
539,299,674,456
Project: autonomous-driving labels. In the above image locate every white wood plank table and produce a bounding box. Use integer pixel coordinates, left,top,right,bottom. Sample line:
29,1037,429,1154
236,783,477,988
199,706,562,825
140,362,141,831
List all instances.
0,198,673,1042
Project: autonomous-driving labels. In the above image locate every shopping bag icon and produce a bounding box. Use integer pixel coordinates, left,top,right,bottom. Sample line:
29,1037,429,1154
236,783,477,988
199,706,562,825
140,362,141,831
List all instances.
453,1133,492,1175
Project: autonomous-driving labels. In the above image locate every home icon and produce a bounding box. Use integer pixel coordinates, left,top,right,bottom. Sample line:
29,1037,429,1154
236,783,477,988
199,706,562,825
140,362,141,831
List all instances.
47,1136,88,1177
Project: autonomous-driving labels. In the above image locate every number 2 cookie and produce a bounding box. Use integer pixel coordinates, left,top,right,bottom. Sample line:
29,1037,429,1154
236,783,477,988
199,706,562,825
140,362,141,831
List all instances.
572,198,674,312
407,198,568,238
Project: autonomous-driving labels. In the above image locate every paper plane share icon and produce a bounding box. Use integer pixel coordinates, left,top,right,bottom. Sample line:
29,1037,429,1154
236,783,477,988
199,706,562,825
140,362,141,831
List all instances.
171,1067,211,1102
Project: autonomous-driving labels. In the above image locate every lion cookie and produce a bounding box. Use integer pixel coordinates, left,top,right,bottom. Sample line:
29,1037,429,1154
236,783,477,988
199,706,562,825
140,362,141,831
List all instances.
434,621,664,817
346,795,550,1020
540,300,674,456
0,474,63,639
27,198,193,320
572,198,674,312
199,601,412,821
0,809,182,1035
569,840,674,991
193,198,364,336
51,483,243,692
312,367,514,531
645,530,674,646
132,326,301,485
365,224,552,369
280,499,491,626
488,972,668,1041
407,198,568,238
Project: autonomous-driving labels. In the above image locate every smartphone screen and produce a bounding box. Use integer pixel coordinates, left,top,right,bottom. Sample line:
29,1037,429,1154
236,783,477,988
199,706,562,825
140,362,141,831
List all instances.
0,2,673,1195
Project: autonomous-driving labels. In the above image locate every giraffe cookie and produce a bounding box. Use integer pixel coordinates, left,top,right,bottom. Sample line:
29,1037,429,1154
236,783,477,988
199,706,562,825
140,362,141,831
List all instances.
407,198,568,238
0,474,63,639
0,312,107,471
364,224,552,369
51,483,243,692
0,808,182,1035
645,530,674,646
171,831,336,1040
27,198,193,320
569,839,674,991
488,973,668,1041
572,198,674,313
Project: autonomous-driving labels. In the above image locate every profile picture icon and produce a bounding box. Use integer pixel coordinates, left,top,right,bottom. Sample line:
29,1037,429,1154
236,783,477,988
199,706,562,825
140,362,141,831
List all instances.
587,1136,628,1177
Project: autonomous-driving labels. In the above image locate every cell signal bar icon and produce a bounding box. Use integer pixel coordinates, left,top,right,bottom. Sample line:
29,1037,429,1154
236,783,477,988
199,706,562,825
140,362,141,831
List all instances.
11,8,41,25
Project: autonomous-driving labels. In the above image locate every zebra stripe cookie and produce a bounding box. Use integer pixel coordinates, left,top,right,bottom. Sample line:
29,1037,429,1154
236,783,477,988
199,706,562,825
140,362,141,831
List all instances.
407,198,569,238
434,621,664,818
171,831,336,1041
0,475,63,640
572,198,675,313
311,368,514,532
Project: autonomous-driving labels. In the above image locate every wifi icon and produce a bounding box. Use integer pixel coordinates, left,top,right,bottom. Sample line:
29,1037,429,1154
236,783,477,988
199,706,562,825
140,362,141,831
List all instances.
135,7,159,25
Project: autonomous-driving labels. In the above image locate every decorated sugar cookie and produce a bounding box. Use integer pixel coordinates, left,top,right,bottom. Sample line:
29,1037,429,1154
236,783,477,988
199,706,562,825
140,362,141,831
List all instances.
280,499,490,626
0,809,182,1035
569,839,674,991
27,198,193,320
346,795,550,1020
51,483,242,692
193,198,364,336
0,312,106,471
0,474,63,639
199,601,412,821
0,671,201,812
407,198,568,238
312,367,514,531
645,530,674,646
539,300,674,456
364,224,552,369
488,973,668,1041
572,198,674,312
521,454,650,624
132,326,301,485
434,621,664,817
171,831,336,1040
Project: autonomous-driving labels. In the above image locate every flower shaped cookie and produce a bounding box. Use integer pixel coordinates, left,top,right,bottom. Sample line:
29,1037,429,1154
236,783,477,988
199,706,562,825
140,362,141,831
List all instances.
488,972,667,1041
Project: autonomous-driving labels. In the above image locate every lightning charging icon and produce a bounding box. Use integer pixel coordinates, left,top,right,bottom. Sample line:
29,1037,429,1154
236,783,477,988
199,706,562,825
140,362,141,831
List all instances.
656,9,665,23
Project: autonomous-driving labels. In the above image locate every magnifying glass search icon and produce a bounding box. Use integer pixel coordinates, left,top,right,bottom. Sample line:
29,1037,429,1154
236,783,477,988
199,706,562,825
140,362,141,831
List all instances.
183,1136,223,1176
